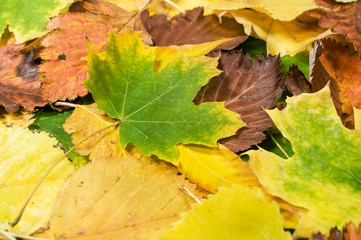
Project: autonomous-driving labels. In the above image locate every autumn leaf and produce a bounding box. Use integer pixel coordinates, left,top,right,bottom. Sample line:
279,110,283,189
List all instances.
0,44,46,112
230,9,330,56
310,0,361,57
39,0,139,102
30,108,88,166
0,108,35,127
309,39,361,128
85,30,243,163
194,50,283,152
285,65,312,95
311,222,361,240
247,86,361,237
0,0,70,43
141,7,248,50
45,154,203,239
0,124,74,234
177,144,260,193
161,185,292,240
63,104,125,162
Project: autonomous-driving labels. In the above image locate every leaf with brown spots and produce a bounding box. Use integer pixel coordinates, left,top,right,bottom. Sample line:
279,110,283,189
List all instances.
39,0,144,102
141,7,248,50
194,50,284,152
310,0,361,57
0,44,45,112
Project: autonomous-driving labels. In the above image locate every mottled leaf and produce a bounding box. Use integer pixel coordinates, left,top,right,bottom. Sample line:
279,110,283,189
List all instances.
86,30,243,163
231,9,330,56
247,86,361,237
39,0,138,102
0,44,46,112
0,0,70,43
0,124,74,234
46,154,203,239
194,50,283,152
311,0,361,57
141,8,248,50
161,185,292,240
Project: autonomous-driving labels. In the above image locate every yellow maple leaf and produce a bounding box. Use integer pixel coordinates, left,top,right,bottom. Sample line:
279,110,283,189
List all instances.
44,154,204,239
0,124,74,234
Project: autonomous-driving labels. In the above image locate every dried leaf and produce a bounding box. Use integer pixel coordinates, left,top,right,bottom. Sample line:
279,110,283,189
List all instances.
194,50,284,152
311,0,361,57
285,65,312,95
141,8,247,50
46,154,203,239
39,0,139,102
0,44,45,112
310,222,361,240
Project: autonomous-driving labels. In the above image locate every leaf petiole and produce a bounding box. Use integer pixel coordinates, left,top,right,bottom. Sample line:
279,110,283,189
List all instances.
10,121,120,228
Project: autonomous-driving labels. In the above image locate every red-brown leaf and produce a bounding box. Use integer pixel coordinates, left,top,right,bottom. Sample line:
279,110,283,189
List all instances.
194,51,284,152
0,45,45,112
141,7,248,50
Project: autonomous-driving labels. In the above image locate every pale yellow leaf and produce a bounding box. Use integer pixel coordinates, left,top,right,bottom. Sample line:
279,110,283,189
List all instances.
0,124,74,234
0,107,35,127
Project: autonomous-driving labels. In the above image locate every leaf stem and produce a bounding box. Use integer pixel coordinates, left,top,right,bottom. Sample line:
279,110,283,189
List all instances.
267,130,290,159
10,121,120,228
181,186,201,204
54,102,79,108
163,0,185,13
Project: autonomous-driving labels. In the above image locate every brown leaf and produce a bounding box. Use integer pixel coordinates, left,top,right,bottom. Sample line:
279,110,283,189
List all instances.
39,0,145,102
194,51,284,152
285,65,312,95
141,7,247,50
310,0,361,57
309,39,361,128
0,45,46,112
310,222,361,240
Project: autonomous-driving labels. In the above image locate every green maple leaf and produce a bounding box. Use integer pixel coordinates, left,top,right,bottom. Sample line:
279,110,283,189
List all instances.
246,86,361,237
85,30,243,163
0,0,69,43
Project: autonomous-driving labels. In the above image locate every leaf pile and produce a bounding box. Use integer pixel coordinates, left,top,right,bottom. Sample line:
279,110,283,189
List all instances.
1,0,361,239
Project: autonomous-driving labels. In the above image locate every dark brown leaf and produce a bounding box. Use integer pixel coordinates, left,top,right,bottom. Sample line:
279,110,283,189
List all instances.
310,222,361,240
285,65,312,95
141,7,248,50
194,50,284,152
0,45,45,112
310,0,361,57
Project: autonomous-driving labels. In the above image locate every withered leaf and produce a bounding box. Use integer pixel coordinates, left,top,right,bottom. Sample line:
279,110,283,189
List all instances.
194,51,284,152
0,44,45,112
310,222,361,240
285,65,312,95
141,7,248,50
311,0,361,57
39,0,140,102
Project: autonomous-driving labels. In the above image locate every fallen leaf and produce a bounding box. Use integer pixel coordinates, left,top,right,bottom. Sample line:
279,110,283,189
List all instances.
0,107,35,127
285,65,312,95
0,0,70,43
46,154,203,239
281,51,310,79
177,144,260,193
0,44,46,112
194,50,284,152
141,8,247,50
230,9,330,56
310,39,361,128
105,0,149,12
86,30,243,163
30,109,88,166
0,26,15,47
39,0,138,102
247,86,361,237
310,222,361,240
63,104,125,162
161,185,292,240
0,124,74,234
310,0,361,57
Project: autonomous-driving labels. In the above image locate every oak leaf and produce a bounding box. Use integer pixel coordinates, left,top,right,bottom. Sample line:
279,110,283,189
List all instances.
0,124,74,234
39,0,141,102
141,8,248,50
310,0,361,57
46,154,203,239
247,86,361,237
85,30,243,163
194,50,284,152
0,44,46,112
161,185,292,240
0,0,70,43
